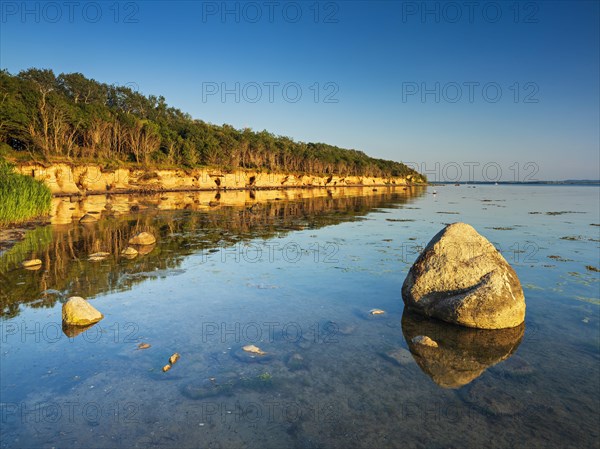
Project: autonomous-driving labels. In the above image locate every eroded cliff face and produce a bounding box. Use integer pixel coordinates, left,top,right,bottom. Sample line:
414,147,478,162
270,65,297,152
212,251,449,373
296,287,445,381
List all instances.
15,163,420,195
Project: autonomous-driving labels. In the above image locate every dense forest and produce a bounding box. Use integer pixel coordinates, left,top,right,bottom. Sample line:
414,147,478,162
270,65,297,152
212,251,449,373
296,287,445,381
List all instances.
0,69,423,180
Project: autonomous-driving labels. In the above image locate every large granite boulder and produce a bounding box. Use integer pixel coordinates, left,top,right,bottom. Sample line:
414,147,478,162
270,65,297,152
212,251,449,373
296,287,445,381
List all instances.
402,223,525,329
62,297,104,326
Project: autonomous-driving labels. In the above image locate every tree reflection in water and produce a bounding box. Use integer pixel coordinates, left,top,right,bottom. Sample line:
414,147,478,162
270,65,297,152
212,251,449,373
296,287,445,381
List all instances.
1,186,425,318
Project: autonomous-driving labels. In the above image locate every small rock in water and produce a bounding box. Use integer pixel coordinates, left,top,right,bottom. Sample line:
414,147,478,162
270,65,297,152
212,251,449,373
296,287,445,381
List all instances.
295,337,312,350
79,213,98,223
369,309,386,316
137,343,151,350
121,247,138,258
169,353,181,365
337,323,357,335
88,252,110,261
462,381,526,416
233,346,273,363
321,320,355,336
243,345,266,355
181,373,238,400
22,259,42,270
128,232,156,246
162,364,171,372
286,353,306,371
62,297,104,327
500,355,534,377
411,335,438,348
384,348,414,366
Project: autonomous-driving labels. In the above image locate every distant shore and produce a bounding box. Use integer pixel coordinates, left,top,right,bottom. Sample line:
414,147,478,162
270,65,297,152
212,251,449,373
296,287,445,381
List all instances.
429,180,599,186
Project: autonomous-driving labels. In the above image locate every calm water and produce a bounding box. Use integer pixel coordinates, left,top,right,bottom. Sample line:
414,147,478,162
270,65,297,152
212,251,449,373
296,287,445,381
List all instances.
0,185,598,449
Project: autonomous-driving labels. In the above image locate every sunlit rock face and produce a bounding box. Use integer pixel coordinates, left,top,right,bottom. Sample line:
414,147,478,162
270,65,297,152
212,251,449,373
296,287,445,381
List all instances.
402,222,526,329
16,163,417,195
401,310,524,389
62,297,104,327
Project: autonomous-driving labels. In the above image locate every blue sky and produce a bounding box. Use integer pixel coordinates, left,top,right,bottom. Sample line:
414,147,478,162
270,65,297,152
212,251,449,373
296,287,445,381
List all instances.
1,1,598,181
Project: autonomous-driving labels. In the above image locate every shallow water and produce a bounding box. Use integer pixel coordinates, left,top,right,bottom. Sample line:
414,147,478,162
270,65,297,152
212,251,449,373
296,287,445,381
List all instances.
0,185,598,449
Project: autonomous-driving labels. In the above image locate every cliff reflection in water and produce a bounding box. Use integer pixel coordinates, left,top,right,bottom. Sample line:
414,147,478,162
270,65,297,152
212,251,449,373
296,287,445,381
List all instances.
401,310,525,388
0,186,425,318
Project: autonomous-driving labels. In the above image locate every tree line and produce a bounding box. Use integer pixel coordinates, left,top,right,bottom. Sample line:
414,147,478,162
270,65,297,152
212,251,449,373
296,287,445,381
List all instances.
0,69,424,180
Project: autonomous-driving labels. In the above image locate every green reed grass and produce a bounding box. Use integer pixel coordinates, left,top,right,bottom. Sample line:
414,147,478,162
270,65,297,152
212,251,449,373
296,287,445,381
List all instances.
0,160,51,226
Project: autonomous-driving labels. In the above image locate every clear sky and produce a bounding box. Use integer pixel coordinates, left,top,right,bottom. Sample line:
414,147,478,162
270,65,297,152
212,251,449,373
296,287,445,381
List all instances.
1,1,598,181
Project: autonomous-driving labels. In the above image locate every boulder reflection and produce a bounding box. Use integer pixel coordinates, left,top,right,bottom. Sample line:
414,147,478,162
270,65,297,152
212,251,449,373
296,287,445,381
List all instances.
401,310,524,388
62,322,99,338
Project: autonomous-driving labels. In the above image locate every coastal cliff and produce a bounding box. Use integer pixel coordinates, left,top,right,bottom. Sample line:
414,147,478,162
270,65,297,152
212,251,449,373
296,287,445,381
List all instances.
15,163,421,196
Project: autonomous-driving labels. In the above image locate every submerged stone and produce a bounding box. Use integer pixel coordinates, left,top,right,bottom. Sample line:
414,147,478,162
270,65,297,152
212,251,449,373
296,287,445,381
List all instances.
461,381,527,416
320,319,356,337
498,355,534,377
181,374,237,400
242,344,266,355
383,348,414,366
286,353,307,371
411,335,438,348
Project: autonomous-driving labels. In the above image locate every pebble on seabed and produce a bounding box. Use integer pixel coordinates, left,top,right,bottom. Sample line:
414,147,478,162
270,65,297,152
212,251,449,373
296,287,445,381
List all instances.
411,335,438,348
369,309,386,315
384,348,414,366
242,345,266,355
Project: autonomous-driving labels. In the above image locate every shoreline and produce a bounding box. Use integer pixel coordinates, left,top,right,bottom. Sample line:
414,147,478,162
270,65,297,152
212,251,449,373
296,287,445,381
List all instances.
51,182,426,198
